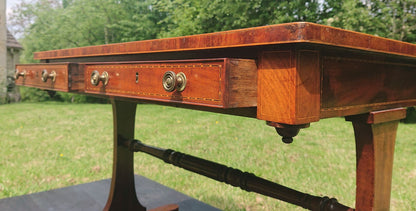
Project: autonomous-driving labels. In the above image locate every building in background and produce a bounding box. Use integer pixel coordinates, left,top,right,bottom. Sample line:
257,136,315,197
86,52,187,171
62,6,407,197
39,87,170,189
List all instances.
5,29,22,102
1,0,6,103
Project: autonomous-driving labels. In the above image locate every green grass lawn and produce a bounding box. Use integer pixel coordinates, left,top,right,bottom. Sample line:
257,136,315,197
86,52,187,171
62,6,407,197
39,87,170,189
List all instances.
1,102,415,210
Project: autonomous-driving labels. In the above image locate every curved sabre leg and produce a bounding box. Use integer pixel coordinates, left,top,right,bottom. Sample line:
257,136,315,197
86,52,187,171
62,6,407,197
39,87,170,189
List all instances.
104,99,146,211
347,108,406,211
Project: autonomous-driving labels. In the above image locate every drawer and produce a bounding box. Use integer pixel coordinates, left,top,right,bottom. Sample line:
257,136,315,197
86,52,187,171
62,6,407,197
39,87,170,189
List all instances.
83,59,257,108
15,63,82,92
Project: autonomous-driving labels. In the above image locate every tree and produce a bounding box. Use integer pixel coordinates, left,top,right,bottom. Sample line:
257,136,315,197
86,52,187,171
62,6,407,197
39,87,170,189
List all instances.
377,0,416,42
325,0,416,43
9,0,126,63
110,0,169,42
153,0,327,38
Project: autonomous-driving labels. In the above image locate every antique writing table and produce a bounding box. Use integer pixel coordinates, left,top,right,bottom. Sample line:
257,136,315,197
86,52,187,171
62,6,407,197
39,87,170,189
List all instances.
15,22,416,210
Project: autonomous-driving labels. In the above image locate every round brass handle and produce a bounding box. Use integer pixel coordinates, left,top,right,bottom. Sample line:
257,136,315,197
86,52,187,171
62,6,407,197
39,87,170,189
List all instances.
176,72,187,92
162,71,177,92
15,70,26,80
91,70,109,86
41,70,56,82
162,71,187,92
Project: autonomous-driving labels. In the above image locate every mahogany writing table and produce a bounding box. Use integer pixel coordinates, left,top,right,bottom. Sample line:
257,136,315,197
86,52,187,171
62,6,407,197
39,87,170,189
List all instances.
15,22,416,210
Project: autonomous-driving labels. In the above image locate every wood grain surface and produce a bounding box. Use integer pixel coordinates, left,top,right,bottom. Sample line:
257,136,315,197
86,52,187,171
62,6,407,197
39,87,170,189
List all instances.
33,22,416,60
83,59,257,108
321,56,416,118
346,108,406,210
257,50,320,125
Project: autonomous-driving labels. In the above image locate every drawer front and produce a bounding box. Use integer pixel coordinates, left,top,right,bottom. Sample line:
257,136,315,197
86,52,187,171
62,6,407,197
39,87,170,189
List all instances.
321,56,416,118
83,59,257,108
15,63,79,92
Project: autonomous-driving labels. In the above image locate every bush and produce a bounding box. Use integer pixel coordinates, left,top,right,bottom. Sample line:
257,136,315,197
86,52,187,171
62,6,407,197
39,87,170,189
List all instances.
403,107,416,123
20,87,52,102
19,87,108,104
58,92,109,104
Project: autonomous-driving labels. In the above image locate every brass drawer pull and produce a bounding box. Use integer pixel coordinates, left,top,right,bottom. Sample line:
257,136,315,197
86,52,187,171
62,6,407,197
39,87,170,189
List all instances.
15,70,26,80
162,71,187,92
91,70,109,86
41,70,56,82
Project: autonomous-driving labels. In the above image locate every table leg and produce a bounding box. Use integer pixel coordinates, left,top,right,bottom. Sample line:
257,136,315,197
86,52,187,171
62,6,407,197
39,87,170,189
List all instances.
346,108,406,211
104,99,146,211
104,99,179,211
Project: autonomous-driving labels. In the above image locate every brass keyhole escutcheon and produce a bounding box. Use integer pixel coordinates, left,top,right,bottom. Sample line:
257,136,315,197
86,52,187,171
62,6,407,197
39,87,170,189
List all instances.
15,70,26,80
41,70,56,82
162,71,187,92
90,70,109,86
135,72,139,84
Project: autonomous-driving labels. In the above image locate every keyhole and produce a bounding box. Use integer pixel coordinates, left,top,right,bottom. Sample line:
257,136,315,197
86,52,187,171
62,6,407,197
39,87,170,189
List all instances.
135,72,139,84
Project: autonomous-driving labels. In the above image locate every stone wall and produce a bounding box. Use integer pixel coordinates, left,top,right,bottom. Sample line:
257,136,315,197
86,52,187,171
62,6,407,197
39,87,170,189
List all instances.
0,0,7,104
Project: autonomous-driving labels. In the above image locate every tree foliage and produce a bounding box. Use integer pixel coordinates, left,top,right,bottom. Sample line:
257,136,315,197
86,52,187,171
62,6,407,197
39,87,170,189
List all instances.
9,0,128,63
326,0,416,43
9,0,416,63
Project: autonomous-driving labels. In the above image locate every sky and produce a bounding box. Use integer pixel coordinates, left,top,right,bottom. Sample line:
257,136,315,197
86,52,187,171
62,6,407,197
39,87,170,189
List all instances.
6,0,23,18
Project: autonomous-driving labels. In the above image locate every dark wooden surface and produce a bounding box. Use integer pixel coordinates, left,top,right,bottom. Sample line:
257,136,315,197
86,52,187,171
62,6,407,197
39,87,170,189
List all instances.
321,55,416,118
0,175,219,211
